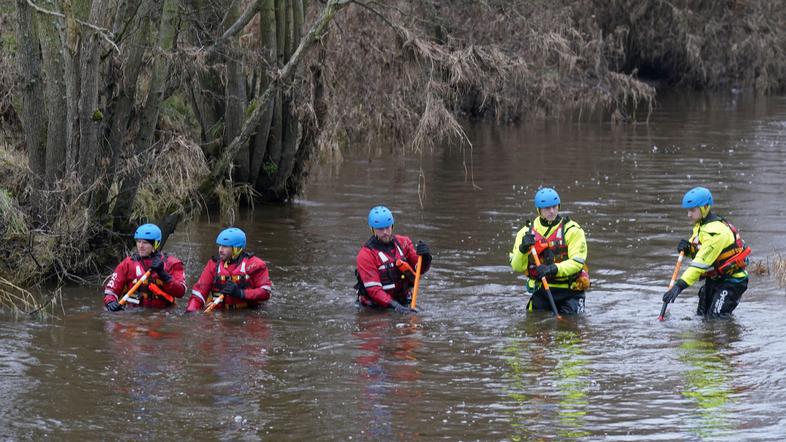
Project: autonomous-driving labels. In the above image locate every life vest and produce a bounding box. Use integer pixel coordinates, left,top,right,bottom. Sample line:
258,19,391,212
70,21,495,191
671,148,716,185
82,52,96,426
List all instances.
355,237,413,301
526,218,591,291
127,254,176,304
206,253,255,309
691,217,751,279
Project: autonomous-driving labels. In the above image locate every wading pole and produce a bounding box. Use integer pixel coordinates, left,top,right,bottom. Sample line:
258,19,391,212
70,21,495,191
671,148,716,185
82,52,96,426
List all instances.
118,270,150,306
658,251,685,321
530,246,562,319
204,295,224,313
409,256,424,309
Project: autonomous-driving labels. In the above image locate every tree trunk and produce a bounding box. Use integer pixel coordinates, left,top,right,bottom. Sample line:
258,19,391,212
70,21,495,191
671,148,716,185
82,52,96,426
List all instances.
249,0,278,185
15,0,47,181
61,0,84,176
224,1,249,182
111,0,178,228
76,0,112,195
205,0,349,190
37,0,68,186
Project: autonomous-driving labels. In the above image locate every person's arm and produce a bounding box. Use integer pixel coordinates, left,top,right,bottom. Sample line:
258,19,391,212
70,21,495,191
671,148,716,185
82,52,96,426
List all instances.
509,227,531,273
679,226,726,287
241,258,272,302
357,248,393,307
556,224,587,278
103,259,129,305
186,261,216,311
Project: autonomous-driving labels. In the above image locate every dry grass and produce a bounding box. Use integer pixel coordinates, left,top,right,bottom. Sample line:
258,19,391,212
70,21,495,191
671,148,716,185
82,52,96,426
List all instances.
0,277,61,319
770,255,786,290
131,134,210,223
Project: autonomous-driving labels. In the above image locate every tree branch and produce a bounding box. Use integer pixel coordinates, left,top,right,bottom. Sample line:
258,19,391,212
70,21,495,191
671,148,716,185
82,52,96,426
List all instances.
207,0,351,187
26,0,120,54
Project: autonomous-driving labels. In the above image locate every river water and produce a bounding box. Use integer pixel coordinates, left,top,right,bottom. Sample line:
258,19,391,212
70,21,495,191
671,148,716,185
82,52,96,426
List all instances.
2,92,786,440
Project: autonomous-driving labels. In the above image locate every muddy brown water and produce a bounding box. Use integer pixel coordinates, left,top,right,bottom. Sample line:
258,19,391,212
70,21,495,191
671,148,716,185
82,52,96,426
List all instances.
2,92,786,440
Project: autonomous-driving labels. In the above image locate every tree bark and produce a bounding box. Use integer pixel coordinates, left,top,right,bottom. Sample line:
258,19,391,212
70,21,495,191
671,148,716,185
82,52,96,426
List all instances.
111,0,178,227
37,0,68,186
206,0,349,189
15,0,48,180
76,0,112,193
248,0,277,185
224,1,250,182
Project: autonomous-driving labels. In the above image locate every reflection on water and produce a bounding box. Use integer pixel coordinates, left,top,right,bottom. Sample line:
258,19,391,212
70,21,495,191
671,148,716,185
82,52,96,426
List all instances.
504,315,590,440
353,312,422,440
678,321,742,440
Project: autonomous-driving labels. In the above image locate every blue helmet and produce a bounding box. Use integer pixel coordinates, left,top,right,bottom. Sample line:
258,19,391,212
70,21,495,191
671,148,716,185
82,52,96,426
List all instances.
368,206,394,229
534,187,561,209
682,187,713,208
216,227,246,248
134,224,162,242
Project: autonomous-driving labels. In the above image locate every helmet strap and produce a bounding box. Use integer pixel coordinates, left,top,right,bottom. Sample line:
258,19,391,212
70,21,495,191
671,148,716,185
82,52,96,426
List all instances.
232,247,243,260
153,240,160,251
700,205,711,219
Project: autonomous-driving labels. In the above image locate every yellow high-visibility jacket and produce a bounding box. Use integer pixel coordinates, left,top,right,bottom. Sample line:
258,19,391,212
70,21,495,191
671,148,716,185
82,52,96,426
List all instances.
510,216,588,291
680,214,749,286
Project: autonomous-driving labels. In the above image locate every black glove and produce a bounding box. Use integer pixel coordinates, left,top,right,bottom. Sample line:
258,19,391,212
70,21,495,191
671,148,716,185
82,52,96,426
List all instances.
519,233,536,254
677,239,692,255
535,263,558,280
663,279,688,303
416,240,432,266
390,300,417,314
105,300,124,312
150,254,172,283
220,281,245,299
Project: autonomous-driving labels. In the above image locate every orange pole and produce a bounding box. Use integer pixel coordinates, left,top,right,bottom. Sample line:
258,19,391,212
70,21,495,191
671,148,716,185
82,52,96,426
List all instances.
118,270,151,305
530,246,562,319
409,256,423,309
658,251,685,321
204,295,224,313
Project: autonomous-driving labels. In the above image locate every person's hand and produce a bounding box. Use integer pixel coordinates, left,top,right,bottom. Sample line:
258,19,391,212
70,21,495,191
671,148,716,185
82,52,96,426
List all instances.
416,241,430,256
663,279,688,303
519,233,536,254
220,282,245,299
535,263,558,280
390,300,418,314
105,300,124,312
185,297,203,313
150,255,172,282
677,239,692,255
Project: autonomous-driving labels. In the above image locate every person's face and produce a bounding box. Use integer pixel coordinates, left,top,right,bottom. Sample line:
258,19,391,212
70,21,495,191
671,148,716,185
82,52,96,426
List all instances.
539,205,559,222
218,245,234,262
136,240,154,258
687,207,703,223
373,226,393,243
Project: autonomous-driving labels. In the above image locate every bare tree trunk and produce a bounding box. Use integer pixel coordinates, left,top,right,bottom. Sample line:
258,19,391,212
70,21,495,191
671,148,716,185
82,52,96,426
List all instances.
248,0,277,185
98,0,148,218
223,1,249,182
206,0,349,189
37,1,67,186
15,0,47,180
112,0,178,227
266,0,304,200
62,0,83,176
76,0,112,194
